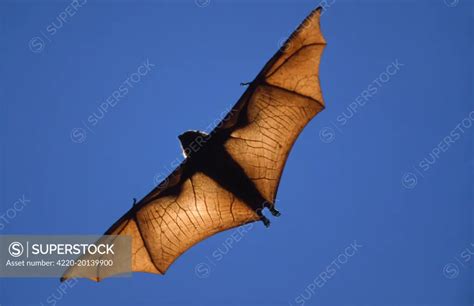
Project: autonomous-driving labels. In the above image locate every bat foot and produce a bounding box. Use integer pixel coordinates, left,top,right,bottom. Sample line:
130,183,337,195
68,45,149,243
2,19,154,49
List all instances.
269,207,281,217
261,216,271,228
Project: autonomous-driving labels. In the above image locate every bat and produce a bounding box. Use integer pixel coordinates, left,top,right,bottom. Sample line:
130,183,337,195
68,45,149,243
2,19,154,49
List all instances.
62,6,326,281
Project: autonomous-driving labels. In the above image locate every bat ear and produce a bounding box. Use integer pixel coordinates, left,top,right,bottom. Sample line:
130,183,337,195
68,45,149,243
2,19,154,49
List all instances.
178,130,209,157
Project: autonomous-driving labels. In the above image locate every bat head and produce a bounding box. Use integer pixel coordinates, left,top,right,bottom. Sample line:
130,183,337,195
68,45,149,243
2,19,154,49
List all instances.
178,130,210,158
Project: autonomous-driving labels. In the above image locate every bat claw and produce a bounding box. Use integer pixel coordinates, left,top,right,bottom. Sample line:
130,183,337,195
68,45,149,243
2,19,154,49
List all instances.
240,82,250,86
269,207,281,217
261,216,271,228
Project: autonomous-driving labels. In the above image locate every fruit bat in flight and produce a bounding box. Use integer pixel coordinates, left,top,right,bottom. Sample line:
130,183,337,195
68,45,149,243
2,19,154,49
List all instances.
62,6,326,281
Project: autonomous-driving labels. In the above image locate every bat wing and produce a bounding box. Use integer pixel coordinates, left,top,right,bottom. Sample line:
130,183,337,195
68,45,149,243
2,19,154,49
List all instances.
61,6,325,282
216,7,326,206
61,166,260,281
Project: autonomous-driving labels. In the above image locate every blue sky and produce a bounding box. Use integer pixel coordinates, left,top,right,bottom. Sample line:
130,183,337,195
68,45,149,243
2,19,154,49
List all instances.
0,0,473,305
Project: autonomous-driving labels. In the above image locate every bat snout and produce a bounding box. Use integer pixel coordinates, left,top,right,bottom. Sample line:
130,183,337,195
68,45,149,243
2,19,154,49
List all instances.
178,130,210,157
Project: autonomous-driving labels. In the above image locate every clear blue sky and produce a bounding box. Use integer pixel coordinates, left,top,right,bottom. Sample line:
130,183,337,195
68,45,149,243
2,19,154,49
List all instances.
1,0,472,305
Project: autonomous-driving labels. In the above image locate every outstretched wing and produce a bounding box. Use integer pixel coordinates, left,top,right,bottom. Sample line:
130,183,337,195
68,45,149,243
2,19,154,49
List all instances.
61,6,325,282
217,7,326,205
61,168,260,281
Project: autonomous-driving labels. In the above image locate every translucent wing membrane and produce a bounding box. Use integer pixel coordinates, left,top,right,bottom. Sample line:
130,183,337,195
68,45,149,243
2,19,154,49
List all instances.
61,7,326,282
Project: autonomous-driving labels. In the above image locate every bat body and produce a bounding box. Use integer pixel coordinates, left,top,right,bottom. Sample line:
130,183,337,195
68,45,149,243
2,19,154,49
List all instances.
178,130,273,221
62,6,326,281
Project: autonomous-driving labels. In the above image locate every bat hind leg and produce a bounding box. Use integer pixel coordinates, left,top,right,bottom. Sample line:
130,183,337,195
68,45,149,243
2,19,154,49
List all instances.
260,215,271,228
262,200,281,217
256,209,271,228
269,206,281,217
